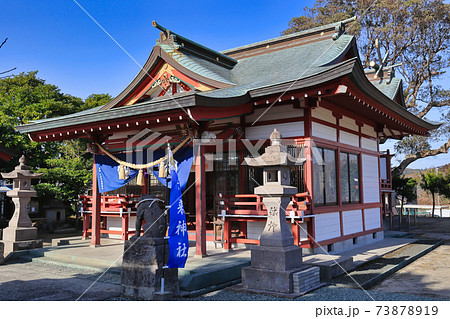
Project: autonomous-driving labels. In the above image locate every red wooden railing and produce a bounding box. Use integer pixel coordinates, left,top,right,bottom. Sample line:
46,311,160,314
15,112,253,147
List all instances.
79,194,142,241
216,192,312,249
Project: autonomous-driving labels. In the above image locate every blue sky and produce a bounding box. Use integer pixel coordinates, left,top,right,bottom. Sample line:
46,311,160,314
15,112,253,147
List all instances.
1,1,449,169
0,1,312,99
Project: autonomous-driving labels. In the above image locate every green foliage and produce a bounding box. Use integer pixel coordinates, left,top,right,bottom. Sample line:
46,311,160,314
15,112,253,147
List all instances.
0,71,85,171
0,72,112,211
420,171,444,196
394,136,432,156
83,93,113,110
392,174,417,204
34,140,92,208
420,170,447,216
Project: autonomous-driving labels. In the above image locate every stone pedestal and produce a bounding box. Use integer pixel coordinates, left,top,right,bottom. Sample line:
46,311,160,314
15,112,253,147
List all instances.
121,196,179,300
242,245,304,293
121,237,179,300
241,129,320,295
0,156,43,258
241,195,305,294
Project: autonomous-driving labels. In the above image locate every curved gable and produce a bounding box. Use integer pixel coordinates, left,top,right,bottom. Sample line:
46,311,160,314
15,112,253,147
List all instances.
100,41,235,111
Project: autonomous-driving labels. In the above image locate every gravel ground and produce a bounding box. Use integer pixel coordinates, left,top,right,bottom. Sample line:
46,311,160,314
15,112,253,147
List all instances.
0,260,121,301
3,259,445,301
331,241,438,288
178,285,445,301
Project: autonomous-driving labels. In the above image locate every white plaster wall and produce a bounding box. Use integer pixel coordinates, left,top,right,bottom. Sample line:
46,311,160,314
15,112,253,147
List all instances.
108,130,140,140
312,122,337,141
361,124,377,137
342,209,363,235
107,216,137,239
312,107,335,123
361,137,378,151
362,154,380,203
246,221,265,239
339,131,359,147
245,122,304,140
364,208,381,230
245,104,303,123
299,221,309,241
314,212,341,242
340,116,358,131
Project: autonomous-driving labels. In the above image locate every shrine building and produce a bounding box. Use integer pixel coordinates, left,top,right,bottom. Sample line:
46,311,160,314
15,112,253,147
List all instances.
0,145,17,162
18,18,439,256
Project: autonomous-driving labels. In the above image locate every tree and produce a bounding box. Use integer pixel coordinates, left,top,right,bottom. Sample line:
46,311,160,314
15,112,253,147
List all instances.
0,71,112,212
34,140,93,212
420,170,446,217
392,174,417,220
283,0,450,175
0,71,85,171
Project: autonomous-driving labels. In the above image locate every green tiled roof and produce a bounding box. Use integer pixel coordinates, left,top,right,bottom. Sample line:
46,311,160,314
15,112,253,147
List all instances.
18,18,440,134
158,43,235,86
371,77,402,100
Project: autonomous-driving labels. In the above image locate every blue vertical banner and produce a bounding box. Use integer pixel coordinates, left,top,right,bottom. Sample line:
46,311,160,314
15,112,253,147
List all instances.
167,165,189,268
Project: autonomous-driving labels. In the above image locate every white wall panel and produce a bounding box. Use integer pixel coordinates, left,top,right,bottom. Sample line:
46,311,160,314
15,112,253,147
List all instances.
340,116,358,131
361,137,378,151
245,104,303,123
312,122,337,141
361,124,377,137
342,210,363,235
247,221,265,239
107,216,136,238
312,107,334,123
362,154,380,203
299,221,309,241
364,208,381,230
339,131,359,147
245,122,304,140
314,212,341,242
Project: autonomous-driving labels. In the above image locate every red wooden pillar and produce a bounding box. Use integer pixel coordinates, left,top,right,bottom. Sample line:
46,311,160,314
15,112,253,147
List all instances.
291,222,299,246
195,145,207,256
91,160,101,247
82,213,89,239
122,214,129,241
223,219,231,250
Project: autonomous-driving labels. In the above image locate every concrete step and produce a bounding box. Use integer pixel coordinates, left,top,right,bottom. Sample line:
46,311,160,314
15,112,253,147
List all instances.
303,255,353,281
179,257,250,295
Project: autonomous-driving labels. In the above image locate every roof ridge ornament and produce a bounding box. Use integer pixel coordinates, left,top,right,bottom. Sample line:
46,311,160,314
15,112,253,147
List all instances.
369,38,402,83
153,21,179,49
332,16,356,41
152,20,238,69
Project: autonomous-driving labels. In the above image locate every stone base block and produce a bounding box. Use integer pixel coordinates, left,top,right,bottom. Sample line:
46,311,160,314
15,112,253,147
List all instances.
121,238,179,300
250,245,302,271
152,291,174,301
2,227,38,242
292,266,321,294
242,265,310,294
1,239,43,257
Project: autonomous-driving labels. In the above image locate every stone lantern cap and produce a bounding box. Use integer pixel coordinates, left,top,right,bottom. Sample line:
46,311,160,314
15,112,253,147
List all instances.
1,155,43,180
243,129,306,167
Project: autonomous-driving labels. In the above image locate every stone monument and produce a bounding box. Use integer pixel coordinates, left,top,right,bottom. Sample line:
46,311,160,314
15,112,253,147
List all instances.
121,195,178,300
0,156,43,258
241,129,320,295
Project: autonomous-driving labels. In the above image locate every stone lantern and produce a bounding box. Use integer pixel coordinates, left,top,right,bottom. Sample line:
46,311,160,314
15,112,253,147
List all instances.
1,156,43,257
241,129,312,294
